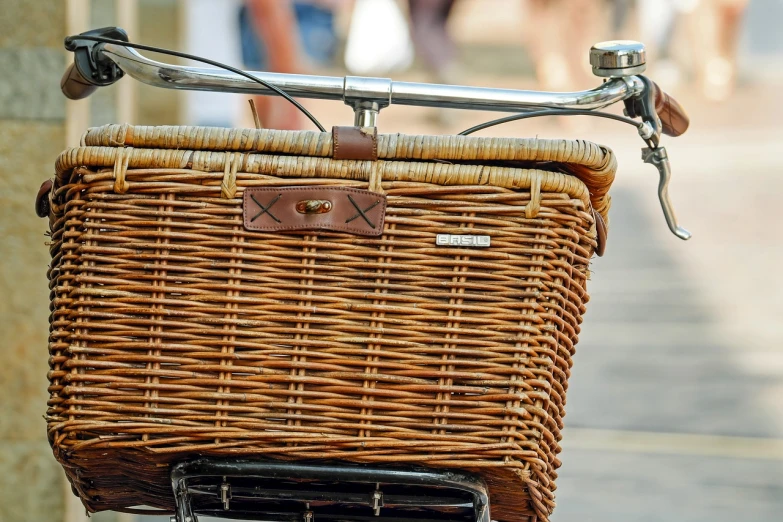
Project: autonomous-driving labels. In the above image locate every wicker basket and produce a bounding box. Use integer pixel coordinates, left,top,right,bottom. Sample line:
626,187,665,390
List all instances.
42,124,616,522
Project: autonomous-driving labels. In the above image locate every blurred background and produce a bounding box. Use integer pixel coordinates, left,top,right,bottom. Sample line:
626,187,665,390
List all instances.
1,0,782,521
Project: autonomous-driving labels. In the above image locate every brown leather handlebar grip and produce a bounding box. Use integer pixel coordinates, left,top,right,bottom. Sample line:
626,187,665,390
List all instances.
650,81,690,137
60,63,98,100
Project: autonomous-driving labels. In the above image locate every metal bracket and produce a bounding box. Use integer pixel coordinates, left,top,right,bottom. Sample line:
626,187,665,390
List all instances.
169,458,491,522
642,146,691,240
219,479,231,510
624,75,661,147
371,484,384,516
64,27,128,87
344,76,392,127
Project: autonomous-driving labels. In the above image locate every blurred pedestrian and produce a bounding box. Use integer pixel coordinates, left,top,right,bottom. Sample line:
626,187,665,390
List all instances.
407,0,462,126
523,0,601,91
407,0,460,85
344,0,414,75
183,0,246,127
638,0,689,89
241,0,303,130
637,0,749,100
608,0,636,38
294,0,343,67
690,0,750,100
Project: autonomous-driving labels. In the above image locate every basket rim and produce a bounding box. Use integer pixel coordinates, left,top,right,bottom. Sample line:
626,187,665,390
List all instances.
55,146,604,221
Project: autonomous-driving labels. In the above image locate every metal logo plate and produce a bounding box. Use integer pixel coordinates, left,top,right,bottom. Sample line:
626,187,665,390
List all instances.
435,234,491,248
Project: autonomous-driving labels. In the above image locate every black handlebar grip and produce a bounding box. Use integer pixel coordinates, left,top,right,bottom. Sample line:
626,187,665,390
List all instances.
60,63,98,100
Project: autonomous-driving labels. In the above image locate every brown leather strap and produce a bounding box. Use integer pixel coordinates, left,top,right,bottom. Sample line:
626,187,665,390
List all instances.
36,179,53,218
243,186,386,236
592,207,608,257
332,126,378,161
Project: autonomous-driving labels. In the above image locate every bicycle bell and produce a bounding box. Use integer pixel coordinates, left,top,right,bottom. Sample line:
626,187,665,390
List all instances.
590,41,647,77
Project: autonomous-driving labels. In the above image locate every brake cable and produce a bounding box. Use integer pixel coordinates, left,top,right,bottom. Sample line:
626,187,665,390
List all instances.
459,109,644,136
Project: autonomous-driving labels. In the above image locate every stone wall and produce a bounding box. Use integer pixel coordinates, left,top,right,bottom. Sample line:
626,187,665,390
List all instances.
0,1,181,520
0,1,67,521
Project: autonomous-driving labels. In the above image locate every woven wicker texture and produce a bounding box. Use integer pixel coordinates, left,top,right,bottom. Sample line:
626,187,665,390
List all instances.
45,125,616,522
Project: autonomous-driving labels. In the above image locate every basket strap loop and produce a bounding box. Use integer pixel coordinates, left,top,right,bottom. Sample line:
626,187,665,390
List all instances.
525,171,542,218
332,126,377,161
112,147,132,194
112,122,132,146
221,152,241,199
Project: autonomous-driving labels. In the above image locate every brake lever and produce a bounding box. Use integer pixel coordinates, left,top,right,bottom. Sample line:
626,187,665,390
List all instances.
641,146,691,240
622,73,690,240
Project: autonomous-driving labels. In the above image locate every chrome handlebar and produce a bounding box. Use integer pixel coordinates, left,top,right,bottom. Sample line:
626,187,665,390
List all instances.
62,29,691,242
101,43,646,122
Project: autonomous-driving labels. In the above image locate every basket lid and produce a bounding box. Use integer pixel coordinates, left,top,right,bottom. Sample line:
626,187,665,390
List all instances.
78,124,616,219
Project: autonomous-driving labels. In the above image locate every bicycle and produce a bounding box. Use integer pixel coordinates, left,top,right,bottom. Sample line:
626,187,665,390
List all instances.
39,26,690,522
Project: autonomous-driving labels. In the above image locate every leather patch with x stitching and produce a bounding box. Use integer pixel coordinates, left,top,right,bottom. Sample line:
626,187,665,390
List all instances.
243,186,387,236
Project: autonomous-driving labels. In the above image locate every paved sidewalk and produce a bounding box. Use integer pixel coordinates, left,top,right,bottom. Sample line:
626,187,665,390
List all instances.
554,185,783,522
132,8,783,510
139,86,783,522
